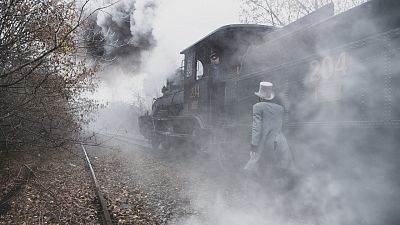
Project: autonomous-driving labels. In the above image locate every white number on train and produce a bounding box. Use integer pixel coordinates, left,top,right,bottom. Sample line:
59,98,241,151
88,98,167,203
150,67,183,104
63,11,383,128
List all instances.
191,84,200,98
308,52,347,83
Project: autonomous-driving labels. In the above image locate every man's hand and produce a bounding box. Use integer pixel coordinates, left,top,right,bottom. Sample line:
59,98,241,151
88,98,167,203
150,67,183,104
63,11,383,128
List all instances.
250,144,258,158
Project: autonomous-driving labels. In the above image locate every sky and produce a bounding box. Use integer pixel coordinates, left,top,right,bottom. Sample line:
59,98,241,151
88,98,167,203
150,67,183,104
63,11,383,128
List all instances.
153,0,241,55
92,0,241,104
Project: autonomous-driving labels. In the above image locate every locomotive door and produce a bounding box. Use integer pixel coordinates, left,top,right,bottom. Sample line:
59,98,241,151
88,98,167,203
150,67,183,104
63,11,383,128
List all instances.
183,51,210,121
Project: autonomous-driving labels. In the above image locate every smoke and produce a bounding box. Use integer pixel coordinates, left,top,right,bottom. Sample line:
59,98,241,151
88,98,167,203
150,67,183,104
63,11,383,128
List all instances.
141,0,241,97
83,0,240,103
84,1,399,225
80,0,159,113
83,0,240,127
84,0,157,66
172,2,400,225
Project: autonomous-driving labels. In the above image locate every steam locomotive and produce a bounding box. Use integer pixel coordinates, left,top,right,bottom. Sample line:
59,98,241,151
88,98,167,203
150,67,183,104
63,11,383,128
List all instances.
139,0,400,174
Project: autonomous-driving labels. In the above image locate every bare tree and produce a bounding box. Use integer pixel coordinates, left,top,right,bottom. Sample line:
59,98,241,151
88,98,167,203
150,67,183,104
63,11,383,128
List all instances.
0,0,102,153
240,0,368,26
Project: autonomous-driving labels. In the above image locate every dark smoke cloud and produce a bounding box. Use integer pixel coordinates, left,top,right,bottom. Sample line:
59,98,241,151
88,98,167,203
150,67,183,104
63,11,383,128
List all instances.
83,0,158,72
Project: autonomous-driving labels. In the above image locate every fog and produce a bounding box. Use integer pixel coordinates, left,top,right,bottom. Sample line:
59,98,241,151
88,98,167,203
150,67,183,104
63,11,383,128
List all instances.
171,2,400,225
84,0,239,104
82,1,400,225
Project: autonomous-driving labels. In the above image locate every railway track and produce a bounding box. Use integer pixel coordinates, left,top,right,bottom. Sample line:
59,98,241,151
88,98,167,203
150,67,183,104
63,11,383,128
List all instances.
83,132,192,224
94,132,244,173
0,148,103,224
81,144,113,225
79,133,158,225
83,132,280,225
0,134,167,224
94,132,152,151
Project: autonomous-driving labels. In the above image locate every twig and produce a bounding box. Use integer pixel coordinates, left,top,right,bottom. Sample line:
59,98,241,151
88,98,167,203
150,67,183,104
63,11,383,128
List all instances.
23,164,59,202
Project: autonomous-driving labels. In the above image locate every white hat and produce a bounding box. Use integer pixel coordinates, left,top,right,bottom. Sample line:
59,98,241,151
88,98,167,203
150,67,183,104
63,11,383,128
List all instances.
255,82,274,100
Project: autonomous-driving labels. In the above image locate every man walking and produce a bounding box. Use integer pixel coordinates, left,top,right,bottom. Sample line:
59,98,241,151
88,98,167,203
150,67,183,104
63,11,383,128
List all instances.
244,81,293,192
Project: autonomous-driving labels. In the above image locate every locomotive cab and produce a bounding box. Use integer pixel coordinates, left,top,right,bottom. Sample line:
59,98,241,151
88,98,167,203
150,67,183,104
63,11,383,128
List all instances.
139,25,275,151
180,24,275,126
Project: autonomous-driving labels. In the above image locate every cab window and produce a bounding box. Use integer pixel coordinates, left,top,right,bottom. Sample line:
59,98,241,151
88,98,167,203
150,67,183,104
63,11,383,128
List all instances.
196,60,204,80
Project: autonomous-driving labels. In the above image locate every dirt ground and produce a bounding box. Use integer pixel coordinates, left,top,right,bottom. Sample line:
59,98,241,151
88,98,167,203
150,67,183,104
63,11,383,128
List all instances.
0,133,288,225
0,148,98,225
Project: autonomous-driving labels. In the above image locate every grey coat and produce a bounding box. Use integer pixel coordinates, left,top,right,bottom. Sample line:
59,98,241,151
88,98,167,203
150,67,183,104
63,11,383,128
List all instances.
244,102,292,172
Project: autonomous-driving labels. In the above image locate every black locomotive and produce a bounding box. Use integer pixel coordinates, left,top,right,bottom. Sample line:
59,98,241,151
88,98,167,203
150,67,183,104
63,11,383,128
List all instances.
139,0,400,176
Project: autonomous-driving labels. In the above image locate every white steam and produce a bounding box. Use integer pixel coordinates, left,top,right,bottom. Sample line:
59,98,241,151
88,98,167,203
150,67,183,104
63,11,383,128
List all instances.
141,0,241,97
130,0,158,45
85,0,240,103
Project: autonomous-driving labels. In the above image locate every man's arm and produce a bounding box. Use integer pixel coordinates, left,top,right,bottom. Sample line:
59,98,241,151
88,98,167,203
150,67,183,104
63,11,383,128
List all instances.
251,104,263,149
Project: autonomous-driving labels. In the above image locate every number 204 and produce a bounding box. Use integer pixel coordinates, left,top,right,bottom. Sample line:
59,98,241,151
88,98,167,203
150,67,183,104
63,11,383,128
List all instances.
308,52,347,82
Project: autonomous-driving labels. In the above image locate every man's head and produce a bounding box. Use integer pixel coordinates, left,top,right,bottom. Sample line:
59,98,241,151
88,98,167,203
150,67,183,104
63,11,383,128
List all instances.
210,52,220,65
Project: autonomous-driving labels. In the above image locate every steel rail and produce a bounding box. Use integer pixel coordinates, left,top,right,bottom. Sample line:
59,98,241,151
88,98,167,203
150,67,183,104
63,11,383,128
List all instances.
81,144,113,225
95,132,153,151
